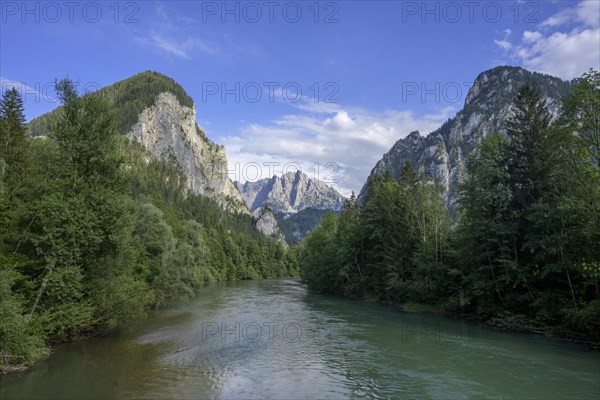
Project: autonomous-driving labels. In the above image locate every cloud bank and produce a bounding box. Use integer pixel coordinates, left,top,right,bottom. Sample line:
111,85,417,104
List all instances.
221,99,454,196
494,1,600,79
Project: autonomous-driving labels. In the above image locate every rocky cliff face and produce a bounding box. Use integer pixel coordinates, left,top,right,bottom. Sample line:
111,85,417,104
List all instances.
253,207,287,243
129,92,249,215
236,170,345,242
235,170,345,216
359,66,572,209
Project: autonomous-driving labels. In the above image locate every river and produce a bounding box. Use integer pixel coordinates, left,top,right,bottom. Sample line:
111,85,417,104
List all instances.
1,279,598,399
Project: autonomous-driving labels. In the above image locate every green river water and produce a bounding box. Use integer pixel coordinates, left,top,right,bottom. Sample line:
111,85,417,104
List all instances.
1,279,599,399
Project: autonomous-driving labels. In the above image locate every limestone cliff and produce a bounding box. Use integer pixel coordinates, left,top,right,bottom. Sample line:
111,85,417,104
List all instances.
129,92,249,215
235,170,345,216
253,207,287,244
236,170,345,242
359,66,572,210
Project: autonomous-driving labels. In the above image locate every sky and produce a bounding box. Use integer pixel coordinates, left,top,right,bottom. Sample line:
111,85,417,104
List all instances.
1,0,599,196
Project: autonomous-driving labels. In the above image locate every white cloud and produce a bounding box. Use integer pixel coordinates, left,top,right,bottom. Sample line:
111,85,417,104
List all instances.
541,11,573,28
137,34,217,59
136,2,218,60
541,1,600,28
494,28,513,50
518,28,600,79
494,40,512,50
522,31,542,43
576,0,600,27
220,99,454,196
324,111,357,130
494,1,600,79
139,35,189,59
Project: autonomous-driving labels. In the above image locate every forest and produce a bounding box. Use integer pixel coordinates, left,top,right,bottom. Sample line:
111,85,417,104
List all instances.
300,70,600,343
0,79,298,373
1,69,598,374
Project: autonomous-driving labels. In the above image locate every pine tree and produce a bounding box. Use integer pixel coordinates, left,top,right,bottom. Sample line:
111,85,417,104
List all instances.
503,84,553,305
457,133,515,310
360,171,404,300
0,87,29,203
506,84,552,208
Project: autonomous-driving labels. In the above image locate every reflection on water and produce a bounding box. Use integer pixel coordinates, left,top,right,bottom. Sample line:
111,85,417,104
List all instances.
2,279,599,399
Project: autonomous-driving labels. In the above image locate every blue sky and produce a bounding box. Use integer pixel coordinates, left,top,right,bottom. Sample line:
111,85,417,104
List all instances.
1,1,599,195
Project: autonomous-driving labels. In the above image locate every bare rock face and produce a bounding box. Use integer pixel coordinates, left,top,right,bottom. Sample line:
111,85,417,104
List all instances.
129,92,249,215
359,66,572,211
253,207,287,244
236,171,345,242
235,170,345,217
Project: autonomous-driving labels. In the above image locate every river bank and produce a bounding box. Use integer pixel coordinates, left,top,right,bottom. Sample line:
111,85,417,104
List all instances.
386,301,600,349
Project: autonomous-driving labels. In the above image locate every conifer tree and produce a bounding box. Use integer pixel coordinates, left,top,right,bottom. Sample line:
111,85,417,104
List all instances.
0,87,29,202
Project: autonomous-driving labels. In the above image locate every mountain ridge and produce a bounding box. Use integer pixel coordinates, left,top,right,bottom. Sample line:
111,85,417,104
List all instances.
236,170,346,242
235,170,345,216
359,66,573,208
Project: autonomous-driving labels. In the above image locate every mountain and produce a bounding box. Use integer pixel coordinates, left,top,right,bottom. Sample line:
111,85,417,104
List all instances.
235,170,345,216
28,71,249,215
253,207,287,243
235,171,346,242
359,66,573,210
277,208,332,244
128,90,247,214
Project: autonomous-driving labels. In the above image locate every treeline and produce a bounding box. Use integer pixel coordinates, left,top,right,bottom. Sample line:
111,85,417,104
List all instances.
0,80,298,372
300,70,600,341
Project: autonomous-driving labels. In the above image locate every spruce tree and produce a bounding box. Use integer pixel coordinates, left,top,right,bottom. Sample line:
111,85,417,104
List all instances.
506,84,552,208
0,87,29,202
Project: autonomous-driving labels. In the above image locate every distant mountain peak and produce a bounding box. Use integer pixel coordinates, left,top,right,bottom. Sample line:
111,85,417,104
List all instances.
235,171,345,216
235,171,345,242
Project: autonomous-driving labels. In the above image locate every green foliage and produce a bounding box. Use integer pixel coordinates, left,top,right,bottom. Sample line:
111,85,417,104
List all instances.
457,133,515,311
0,78,299,372
456,78,600,334
300,164,452,305
0,87,29,203
299,211,340,293
0,268,48,372
567,299,600,339
99,70,195,134
560,69,600,180
24,80,129,342
301,71,600,343
278,208,332,244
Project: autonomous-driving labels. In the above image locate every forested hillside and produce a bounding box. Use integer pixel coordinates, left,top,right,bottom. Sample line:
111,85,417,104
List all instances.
0,79,298,373
300,70,600,343
278,208,333,244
